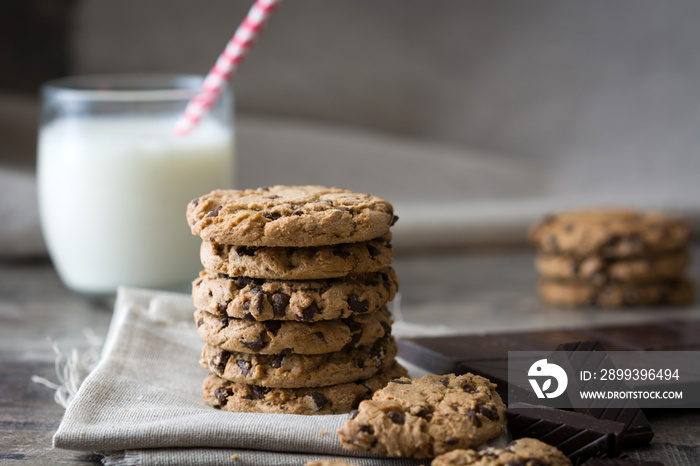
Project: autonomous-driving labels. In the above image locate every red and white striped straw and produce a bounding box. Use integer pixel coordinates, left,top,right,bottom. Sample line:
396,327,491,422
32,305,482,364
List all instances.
174,0,282,136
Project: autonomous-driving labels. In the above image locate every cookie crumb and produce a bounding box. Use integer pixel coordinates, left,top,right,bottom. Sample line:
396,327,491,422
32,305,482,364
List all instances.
319,429,326,435
231,454,238,461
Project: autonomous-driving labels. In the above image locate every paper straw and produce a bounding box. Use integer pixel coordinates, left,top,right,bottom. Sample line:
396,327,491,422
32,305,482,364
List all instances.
174,0,282,136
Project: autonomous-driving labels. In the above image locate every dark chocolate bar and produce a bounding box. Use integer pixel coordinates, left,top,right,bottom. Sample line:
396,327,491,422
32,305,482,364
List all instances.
553,342,654,448
507,402,626,465
397,320,700,377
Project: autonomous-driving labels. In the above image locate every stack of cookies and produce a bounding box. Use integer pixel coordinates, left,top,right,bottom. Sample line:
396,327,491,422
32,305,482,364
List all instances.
186,185,406,415
529,209,694,307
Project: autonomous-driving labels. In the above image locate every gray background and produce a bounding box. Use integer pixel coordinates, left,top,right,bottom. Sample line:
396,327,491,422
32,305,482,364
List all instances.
1,0,700,255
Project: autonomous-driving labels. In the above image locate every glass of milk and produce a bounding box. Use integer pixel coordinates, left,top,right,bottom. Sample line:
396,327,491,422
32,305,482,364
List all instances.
38,74,234,296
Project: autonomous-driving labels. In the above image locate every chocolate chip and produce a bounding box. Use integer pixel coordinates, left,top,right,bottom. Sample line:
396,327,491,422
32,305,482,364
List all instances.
445,438,458,445
337,206,352,213
506,462,527,466
241,334,266,351
218,273,230,279
243,301,250,311
333,248,350,258
546,234,558,251
214,387,229,405
390,379,410,384
389,215,398,226
292,210,303,216
462,383,476,393
381,273,392,292
215,244,227,256
262,320,282,335
236,246,259,256
380,320,391,336
218,316,230,328
466,409,482,427
476,402,499,421
299,302,319,322
570,258,584,276
249,287,266,314
236,359,251,376
191,197,200,207
349,409,359,419
414,406,431,418
345,317,362,333
262,212,281,220
358,425,374,435
306,391,327,409
267,194,280,199
270,349,290,368
212,351,230,373
367,340,385,360
387,410,405,425
564,223,575,232
251,385,271,399
196,318,205,328
441,377,450,387
314,331,326,343
367,245,380,258
234,276,258,288
272,293,290,318
346,332,361,348
207,206,222,218
348,295,369,313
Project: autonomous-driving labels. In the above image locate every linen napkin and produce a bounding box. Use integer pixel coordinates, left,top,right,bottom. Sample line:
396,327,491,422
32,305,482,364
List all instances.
52,287,426,466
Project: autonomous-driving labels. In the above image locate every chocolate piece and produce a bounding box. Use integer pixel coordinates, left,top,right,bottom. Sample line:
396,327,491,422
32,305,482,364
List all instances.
553,342,654,448
587,321,700,351
507,403,626,465
348,295,369,313
240,334,266,352
398,319,700,384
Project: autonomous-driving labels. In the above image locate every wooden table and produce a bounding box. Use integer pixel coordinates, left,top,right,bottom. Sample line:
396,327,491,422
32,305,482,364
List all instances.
2,247,699,464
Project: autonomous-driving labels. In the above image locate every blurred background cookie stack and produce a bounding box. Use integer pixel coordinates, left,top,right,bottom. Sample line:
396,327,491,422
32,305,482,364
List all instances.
186,185,406,414
529,209,694,308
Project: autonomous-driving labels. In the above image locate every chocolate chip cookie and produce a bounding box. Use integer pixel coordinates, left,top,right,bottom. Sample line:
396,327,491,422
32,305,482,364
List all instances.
203,360,407,415
201,336,397,388
431,438,571,466
192,268,398,322
200,235,393,280
535,251,690,284
529,209,690,258
337,373,506,458
187,186,397,247
538,278,694,307
195,308,392,355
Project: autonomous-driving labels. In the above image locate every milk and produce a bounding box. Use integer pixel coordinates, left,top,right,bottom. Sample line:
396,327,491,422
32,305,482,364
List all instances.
38,116,233,294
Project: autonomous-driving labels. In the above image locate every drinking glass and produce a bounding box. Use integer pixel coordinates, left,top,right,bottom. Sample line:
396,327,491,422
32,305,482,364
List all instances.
37,74,234,296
